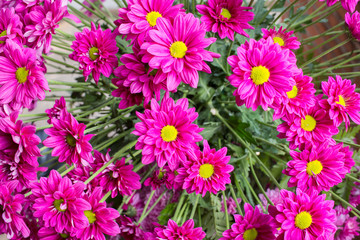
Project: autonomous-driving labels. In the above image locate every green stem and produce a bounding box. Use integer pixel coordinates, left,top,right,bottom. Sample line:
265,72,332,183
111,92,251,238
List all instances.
287,0,318,29
43,55,79,70
233,172,249,203
60,165,75,177
222,191,230,229
346,174,360,183
298,33,343,58
100,191,112,202
138,190,168,224
137,190,156,223
329,190,360,218
173,191,186,220
190,194,200,219
229,184,243,215
241,172,265,212
269,0,301,29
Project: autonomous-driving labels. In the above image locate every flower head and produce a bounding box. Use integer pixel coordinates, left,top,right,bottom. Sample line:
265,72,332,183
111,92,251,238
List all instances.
117,215,145,240
221,196,241,215
132,94,203,170
153,219,206,240
69,22,118,84
45,96,67,124
43,111,95,167
262,26,301,50
176,140,233,197
345,11,360,41
227,38,296,111
259,187,283,208
334,205,360,240
0,8,23,52
196,0,254,40
269,188,336,239
144,166,177,190
141,13,220,91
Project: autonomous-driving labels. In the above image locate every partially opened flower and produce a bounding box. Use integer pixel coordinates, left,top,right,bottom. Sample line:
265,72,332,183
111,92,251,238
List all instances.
196,0,254,40
334,205,360,240
117,215,144,240
227,38,296,111
153,219,206,240
262,26,301,50
0,8,23,52
43,111,95,167
176,140,233,197
345,11,360,41
320,75,360,128
220,203,277,240
69,22,118,84
144,166,177,190
132,94,203,170
259,187,283,208
141,13,220,91
341,0,359,12
45,96,67,124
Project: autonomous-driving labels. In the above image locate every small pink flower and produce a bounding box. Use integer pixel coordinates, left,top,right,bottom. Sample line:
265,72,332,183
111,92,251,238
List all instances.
144,166,177,190
154,219,206,240
45,96,67,124
334,205,360,240
117,215,144,240
221,196,241,215
259,188,283,208
262,26,300,50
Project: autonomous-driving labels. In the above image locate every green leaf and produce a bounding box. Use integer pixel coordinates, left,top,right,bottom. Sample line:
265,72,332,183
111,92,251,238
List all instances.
157,203,177,225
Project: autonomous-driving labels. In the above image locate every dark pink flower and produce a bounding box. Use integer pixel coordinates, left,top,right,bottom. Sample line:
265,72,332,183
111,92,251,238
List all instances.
154,219,206,240
144,166,177,190
345,11,360,41
262,26,300,50
45,96,67,124
197,0,254,40
0,8,23,53
117,215,144,240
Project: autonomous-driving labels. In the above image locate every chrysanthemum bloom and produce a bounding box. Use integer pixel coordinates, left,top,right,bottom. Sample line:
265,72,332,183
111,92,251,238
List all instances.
99,153,141,198
262,26,300,50
153,219,206,240
221,196,241,215
0,40,49,109
0,181,30,239
220,203,277,240
319,75,360,128
117,215,145,240
227,38,296,111
269,188,336,239
333,143,355,177
176,140,233,197
334,205,360,240
144,166,177,190
69,22,118,84
45,96,67,124
132,94,203,170
32,170,91,233
141,13,221,91
284,143,347,192
196,0,254,40
115,0,184,45
259,187,283,208
277,96,339,150
345,11,360,41
320,0,359,12
74,187,120,240
0,8,23,52
23,0,68,53
350,183,360,207
38,227,76,240
43,111,95,167
271,70,316,120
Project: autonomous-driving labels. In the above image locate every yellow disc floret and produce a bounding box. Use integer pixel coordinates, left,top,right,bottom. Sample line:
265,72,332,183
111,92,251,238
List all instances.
251,66,270,85
0,30,6,44
306,160,323,176
220,8,231,19
54,199,67,212
199,163,214,179
295,211,312,230
301,115,316,132
273,37,285,47
89,47,99,61
66,135,77,147
243,228,258,240
146,11,162,27
170,41,187,58
15,67,29,84
161,125,178,142
287,85,298,99
336,95,346,107
84,210,96,224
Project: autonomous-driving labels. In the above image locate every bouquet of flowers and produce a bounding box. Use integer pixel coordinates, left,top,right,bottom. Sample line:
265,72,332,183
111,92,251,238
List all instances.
0,0,360,239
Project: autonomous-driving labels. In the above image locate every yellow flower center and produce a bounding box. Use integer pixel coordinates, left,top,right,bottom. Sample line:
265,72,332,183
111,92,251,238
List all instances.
306,160,323,176
60,233,69,238
54,199,67,212
199,163,214,179
84,210,96,224
146,11,162,27
243,228,258,240
286,85,298,99
15,67,29,84
273,37,285,47
336,95,346,107
89,47,99,61
220,8,231,19
66,135,77,147
301,115,316,132
0,30,6,44
158,170,165,180
161,125,178,142
295,211,312,230
251,66,270,85
170,41,187,58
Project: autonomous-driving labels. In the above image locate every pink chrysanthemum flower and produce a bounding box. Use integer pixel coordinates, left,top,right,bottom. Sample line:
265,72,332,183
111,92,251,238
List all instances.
271,70,316,120
283,143,347,192
153,219,206,240
99,152,141,198
176,140,234,197
24,0,68,53
115,0,184,45
74,187,120,240
227,38,296,111
117,215,145,240
0,40,49,109
132,94,203,170
196,0,254,40
262,26,301,50
334,142,355,177
269,188,336,239
0,181,30,239
350,183,360,207
45,96,67,124
334,205,360,240
38,227,76,240
141,13,221,91
69,22,118,84
221,196,241,215
43,111,95,167
0,8,23,52
345,11,360,41
144,166,177,190
259,187,283,208
31,170,91,233
220,203,277,240
277,96,339,150
319,75,360,128
320,0,359,12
